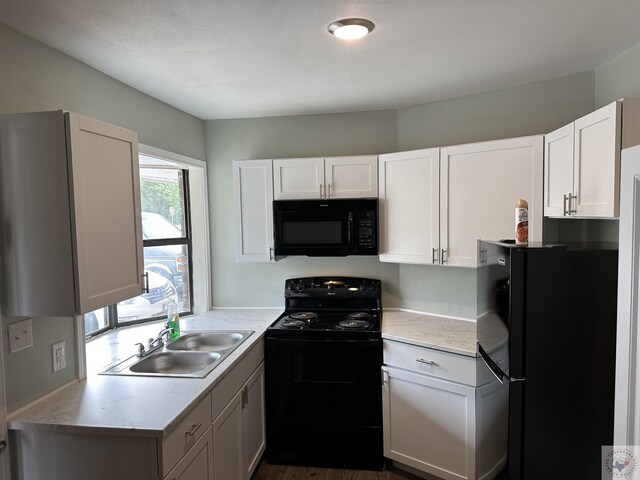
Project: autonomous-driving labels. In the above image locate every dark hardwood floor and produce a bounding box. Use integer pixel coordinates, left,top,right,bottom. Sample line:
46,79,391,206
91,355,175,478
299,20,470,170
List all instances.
253,460,425,480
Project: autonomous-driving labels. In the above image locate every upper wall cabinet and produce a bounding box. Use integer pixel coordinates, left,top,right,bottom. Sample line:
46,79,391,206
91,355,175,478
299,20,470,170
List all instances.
0,110,144,316
440,136,543,267
273,155,377,200
379,148,440,265
233,159,276,263
379,137,542,267
544,98,640,218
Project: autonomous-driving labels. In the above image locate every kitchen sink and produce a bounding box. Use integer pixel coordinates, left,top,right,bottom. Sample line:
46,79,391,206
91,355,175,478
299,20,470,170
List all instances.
100,330,254,378
165,331,250,352
129,351,221,375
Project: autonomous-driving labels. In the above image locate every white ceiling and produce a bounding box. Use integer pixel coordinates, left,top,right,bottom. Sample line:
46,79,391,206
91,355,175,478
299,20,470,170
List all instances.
1,1,639,120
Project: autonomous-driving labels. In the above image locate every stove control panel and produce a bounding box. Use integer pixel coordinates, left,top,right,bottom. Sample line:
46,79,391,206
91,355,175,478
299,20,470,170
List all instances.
285,276,381,298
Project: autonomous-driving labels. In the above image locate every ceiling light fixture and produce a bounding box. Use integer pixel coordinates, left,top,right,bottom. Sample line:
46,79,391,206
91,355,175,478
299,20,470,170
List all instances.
328,18,375,40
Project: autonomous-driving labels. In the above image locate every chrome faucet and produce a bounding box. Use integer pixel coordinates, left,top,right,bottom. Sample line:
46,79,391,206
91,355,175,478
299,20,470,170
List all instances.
135,323,173,357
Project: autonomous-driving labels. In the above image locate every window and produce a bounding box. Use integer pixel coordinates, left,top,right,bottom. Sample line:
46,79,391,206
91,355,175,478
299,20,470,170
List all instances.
84,155,194,337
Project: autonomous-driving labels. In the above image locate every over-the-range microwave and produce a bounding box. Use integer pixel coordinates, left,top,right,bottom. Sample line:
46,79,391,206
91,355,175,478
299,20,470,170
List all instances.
273,198,378,256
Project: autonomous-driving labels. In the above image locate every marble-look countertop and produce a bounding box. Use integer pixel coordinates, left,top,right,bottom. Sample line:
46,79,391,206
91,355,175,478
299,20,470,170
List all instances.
9,307,489,436
382,309,478,357
8,309,282,437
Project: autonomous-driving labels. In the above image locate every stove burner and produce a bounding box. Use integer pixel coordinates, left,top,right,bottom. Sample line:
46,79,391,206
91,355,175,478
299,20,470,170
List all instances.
289,312,318,321
281,319,307,328
348,312,372,320
338,319,371,329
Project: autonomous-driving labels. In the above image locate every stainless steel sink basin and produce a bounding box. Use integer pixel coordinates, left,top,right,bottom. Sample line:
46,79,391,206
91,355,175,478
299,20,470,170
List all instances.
166,331,250,352
129,351,221,375
100,330,254,378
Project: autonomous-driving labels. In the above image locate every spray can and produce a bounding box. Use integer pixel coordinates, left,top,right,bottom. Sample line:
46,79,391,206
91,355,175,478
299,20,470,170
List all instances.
515,199,528,245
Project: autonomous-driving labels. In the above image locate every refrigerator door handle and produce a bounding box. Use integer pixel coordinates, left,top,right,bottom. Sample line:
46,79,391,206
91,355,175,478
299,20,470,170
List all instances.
478,343,526,384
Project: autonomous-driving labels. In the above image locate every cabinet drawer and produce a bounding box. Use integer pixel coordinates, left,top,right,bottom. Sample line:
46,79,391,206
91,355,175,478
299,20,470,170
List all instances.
162,392,212,475
383,340,477,386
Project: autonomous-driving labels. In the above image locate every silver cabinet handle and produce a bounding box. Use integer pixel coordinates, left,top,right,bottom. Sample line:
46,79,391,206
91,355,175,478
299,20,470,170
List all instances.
441,249,447,264
563,194,569,216
0,440,7,454
142,272,149,293
328,183,332,198
269,247,274,261
319,183,324,198
432,247,437,264
569,193,577,215
241,386,249,408
185,422,202,437
417,358,438,366
382,368,389,386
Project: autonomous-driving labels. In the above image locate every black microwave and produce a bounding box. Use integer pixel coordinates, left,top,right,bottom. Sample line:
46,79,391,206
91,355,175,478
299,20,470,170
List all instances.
273,199,378,256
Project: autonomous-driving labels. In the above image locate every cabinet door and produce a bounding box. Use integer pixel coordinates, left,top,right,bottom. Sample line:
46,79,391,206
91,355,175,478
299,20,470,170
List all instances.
273,158,324,199
233,160,275,262
242,363,266,479
382,367,475,480
378,149,440,264
440,136,542,267
544,123,574,217
66,112,144,313
573,101,621,217
165,427,214,480
212,390,244,480
325,155,378,198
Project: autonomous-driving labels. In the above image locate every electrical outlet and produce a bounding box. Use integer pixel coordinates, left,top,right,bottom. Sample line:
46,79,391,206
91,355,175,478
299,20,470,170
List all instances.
8,319,33,353
52,341,66,372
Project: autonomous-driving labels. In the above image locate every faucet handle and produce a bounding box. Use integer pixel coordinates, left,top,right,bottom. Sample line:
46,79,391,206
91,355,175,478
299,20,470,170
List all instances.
135,343,146,357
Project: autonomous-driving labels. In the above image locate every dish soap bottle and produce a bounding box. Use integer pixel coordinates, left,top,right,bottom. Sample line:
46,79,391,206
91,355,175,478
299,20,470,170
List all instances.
167,302,180,340
515,198,528,245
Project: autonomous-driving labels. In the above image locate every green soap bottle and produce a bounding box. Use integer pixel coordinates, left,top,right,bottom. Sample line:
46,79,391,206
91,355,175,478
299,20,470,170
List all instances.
167,302,180,339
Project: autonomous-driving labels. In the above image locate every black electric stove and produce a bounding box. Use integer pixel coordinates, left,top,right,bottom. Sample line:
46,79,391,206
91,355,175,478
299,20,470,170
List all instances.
268,276,381,338
265,276,384,470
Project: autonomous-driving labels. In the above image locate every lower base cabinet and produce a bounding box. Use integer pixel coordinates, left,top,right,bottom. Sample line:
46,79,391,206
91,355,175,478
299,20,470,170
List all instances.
166,427,214,480
382,340,507,480
211,363,265,480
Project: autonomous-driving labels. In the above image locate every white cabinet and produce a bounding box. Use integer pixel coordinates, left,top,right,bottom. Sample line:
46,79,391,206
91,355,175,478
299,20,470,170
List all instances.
379,137,542,267
440,136,542,267
242,364,266,478
273,155,377,199
0,110,144,316
378,148,440,264
233,159,276,262
212,390,245,480
544,99,640,218
165,427,214,480
382,340,507,480
211,362,266,480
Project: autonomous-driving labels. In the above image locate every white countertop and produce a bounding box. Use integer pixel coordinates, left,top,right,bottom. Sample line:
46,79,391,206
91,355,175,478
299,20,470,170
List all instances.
8,309,281,437
9,307,487,436
382,310,478,356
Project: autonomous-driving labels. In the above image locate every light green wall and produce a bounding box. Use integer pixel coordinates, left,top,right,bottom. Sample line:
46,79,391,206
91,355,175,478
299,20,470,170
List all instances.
0,22,206,412
595,40,640,108
205,112,401,307
0,22,205,160
398,72,595,151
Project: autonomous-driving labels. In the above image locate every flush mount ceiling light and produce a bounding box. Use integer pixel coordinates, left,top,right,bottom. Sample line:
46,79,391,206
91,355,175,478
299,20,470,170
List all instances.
328,18,375,40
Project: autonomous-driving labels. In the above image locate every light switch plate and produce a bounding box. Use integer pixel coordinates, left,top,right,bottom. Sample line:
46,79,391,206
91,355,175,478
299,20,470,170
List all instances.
53,341,66,372
8,319,33,353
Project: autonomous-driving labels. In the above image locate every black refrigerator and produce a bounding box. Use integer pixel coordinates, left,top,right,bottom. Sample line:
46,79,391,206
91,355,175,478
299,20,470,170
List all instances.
476,240,618,480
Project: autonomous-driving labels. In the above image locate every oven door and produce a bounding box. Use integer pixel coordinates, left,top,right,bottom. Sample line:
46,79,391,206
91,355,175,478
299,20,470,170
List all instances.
273,200,353,256
265,337,382,426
